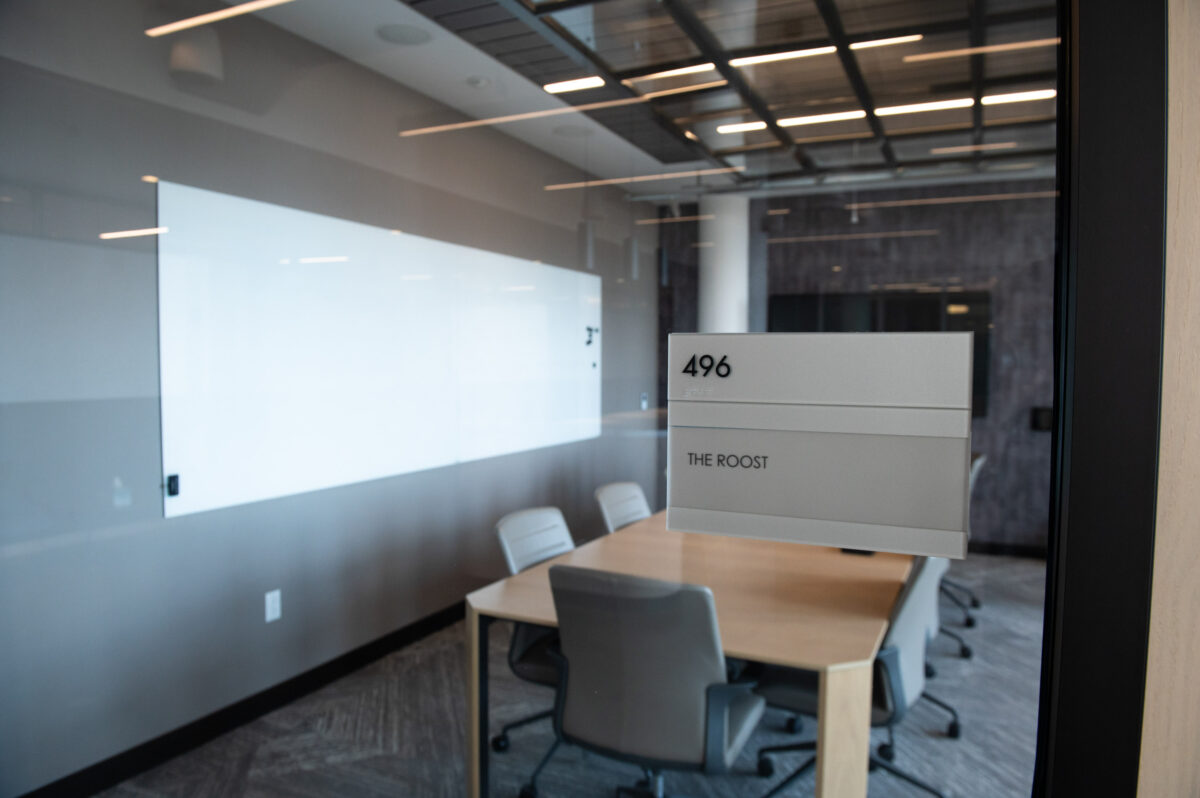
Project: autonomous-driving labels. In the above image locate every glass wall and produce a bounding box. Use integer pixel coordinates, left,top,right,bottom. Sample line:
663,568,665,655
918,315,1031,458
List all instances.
0,1,1056,796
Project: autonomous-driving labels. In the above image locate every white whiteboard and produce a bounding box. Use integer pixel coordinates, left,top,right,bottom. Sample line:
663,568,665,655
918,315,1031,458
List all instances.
157,182,601,517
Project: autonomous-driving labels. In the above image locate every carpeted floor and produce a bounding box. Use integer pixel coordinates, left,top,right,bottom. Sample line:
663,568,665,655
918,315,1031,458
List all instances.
99,554,1045,798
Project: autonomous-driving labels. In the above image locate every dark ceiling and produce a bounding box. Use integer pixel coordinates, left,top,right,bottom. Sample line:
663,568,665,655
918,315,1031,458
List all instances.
407,0,1058,186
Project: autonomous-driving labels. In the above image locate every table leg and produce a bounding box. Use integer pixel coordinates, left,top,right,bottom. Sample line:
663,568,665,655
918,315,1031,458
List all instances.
815,662,872,798
467,606,491,798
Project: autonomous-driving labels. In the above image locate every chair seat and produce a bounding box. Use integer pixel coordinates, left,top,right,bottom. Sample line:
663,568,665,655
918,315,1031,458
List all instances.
723,690,767,770
755,665,891,727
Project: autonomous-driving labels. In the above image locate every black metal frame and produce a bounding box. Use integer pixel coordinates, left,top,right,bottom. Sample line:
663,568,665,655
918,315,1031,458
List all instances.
501,0,1060,180
1033,0,1166,794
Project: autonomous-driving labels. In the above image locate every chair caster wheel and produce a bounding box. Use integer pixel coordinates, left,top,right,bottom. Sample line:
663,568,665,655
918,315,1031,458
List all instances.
925,663,936,678
961,645,973,659
948,721,961,739
519,786,537,798
877,743,895,762
785,716,803,734
491,735,510,753
970,598,982,609
965,616,977,628
758,757,776,777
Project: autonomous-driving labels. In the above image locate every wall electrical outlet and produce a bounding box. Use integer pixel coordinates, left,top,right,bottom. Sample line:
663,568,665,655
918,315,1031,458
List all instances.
264,589,282,623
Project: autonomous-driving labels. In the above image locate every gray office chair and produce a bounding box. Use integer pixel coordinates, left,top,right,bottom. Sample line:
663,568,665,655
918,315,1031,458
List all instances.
595,481,652,534
938,455,989,624
926,557,972,665
517,565,766,798
491,507,576,753
753,558,958,798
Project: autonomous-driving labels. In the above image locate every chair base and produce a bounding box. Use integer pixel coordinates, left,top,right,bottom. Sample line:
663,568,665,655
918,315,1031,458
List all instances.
940,584,977,627
757,751,945,798
491,708,553,753
942,576,982,608
939,626,973,659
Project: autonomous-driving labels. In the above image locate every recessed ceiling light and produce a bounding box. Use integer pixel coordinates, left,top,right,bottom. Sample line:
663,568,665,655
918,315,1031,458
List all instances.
544,76,605,94
625,63,716,83
981,89,1057,105
874,98,974,116
844,190,1058,210
729,46,835,67
716,120,767,134
145,0,296,37
929,141,1018,154
376,23,432,46
544,165,744,191
99,226,168,240
903,38,1061,62
850,34,924,50
778,109,867,127
141,175,160,183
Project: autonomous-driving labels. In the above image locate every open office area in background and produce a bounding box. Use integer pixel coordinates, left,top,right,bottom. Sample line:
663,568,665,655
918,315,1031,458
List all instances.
1,0,1197,797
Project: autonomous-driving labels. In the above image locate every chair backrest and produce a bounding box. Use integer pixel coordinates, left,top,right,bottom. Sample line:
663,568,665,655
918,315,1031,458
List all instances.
923,556,951,641
496,507,575,576
880,556,940,714
968,453,988,497
549,565,726,766
594,481,652,534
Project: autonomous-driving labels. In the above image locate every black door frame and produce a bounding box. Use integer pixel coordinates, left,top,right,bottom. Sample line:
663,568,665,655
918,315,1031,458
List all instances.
1035,0,1166,794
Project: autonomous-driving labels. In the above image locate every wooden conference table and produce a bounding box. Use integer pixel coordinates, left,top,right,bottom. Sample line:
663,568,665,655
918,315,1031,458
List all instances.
465,512,912,798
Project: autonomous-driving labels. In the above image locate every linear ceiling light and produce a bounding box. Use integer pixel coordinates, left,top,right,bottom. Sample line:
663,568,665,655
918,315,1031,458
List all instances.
929,141,1018,154
544,166,744,191
543,76,605,94
981,89,1057,105
145,0,296,37
779,109,867,127
844,190,1058,210
849,34,924,50
99,226,168,239
716,120,767,134
874,97,974,116
635,214,715,225
625,63,716,83
728,46,836,67
769,229,940,244
903,37,1061,62
399,80,725,137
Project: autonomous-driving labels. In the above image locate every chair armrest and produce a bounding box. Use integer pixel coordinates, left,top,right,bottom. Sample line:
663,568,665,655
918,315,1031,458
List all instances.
703,682,756,774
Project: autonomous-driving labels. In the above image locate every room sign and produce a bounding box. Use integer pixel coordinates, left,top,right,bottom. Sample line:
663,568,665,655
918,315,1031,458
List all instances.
666,332,973,558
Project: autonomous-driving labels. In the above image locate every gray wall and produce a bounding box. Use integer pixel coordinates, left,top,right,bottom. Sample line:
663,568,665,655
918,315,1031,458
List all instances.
758,181,1056,550
0,5,659,795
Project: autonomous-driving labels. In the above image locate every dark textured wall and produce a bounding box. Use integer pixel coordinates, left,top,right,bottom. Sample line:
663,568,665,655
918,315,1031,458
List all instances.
758,180,1056,551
